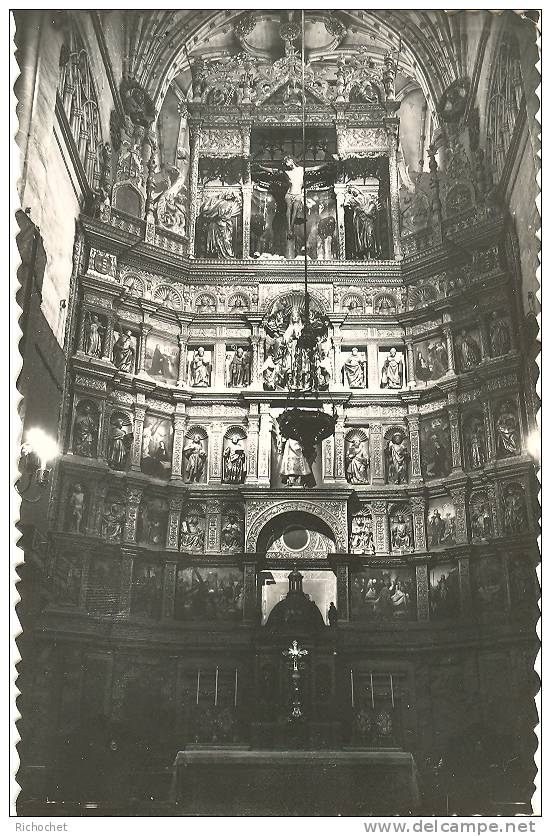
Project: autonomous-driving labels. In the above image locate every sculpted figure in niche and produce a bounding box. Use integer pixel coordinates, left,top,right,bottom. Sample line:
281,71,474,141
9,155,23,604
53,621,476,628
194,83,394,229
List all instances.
429,509,446,546
113,331,135,372
495,403,521,457
83,313,104,357
470,494,492,542
342,347,366,389
503,485,527,535
73,404,97,458
386,431,409,484
68,483,85,533
221,513,244,552
279,437,313,487
223,434,246,484
262,356,277,391
107,417,133,470
458,329,481,370
489,312,512,357
183,434,207,482
190,347,211,387
180,512,205,552
343,186,380,260
381,348,404,389
228,346,251,387
200,191,241,258
345,437,370,484
350,512,375,554
391,514,412,552
101,498,125,541
465,416,486,469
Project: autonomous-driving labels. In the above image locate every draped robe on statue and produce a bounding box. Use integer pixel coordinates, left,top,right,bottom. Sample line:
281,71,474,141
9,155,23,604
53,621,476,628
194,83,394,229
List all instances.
201,193,240,258
280,438,312,485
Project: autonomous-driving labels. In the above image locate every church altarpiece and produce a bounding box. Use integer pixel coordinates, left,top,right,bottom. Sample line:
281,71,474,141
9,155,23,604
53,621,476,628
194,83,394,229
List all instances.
29,17,539,810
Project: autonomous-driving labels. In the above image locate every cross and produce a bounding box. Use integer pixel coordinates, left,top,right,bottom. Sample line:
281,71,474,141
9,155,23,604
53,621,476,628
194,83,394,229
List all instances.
284,639,309,672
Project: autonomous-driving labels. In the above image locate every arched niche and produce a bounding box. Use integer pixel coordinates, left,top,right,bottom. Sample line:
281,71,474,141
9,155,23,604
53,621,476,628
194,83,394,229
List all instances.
259,510,337,560
246,500,347,553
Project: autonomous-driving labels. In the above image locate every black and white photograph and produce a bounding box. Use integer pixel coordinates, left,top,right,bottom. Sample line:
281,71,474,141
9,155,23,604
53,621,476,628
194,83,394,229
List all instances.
12,6,541,824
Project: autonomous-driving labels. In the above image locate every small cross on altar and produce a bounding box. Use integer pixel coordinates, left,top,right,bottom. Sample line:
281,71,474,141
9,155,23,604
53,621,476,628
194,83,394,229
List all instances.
284,639,309,672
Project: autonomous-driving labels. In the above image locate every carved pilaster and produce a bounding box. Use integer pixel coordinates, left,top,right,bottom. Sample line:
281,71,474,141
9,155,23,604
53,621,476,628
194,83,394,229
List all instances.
161,560,177,620
177,334,188,387
486,482,501,538
166,494,183,550
336,564,350,621
322,435,335,482
171,412,187,481
406,413,422,480
205,499,221,553
187,123,202,257
258,406,272,486
213,343,225,388
92,483,108,536
370,423,385,484
405,340,415,386
387,127,403,260
443,326,456,375
415,563,430,621
246,404,259,484
251,335,261,387
410,495,427,552
123,486,143,543
333,184,347,260
209,422,223,482
372,501,389,553
367,342,379,389
447,402,464,472
119,546,136,617
138,324,151,373
242,183,252,259
102,315,114,361
130,405,146,471
77,307,87,352
243,563,257,623
457,556,472,617
449,485,468,544
334,411,346,483
482,398,497,461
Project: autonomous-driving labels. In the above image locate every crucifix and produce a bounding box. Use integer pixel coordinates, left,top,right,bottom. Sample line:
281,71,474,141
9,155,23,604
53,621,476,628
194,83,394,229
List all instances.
284,639,309,672
283,640,309,722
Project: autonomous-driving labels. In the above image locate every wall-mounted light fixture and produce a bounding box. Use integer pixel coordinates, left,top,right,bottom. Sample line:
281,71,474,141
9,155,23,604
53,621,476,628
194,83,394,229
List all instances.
16,428,59,503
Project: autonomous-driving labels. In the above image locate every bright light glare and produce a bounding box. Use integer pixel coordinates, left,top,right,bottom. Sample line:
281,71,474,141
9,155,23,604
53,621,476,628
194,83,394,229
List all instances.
525,429,540,461
24,428,59,466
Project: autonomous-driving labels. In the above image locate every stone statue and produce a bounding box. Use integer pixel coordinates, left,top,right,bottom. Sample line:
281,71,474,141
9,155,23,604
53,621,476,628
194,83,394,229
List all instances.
391,514,412,551
458,329,481,370
221,513,244,552
223,434,246,484
489,312,511,356
381,348,404,389
107,418,132,470
262,356,277,391
343,185,380,259
112,331,135,372
101,499,125,541
183,434,207,482
190,347,211,387
73,404,97,458
350,512,375,554
180,512,205,552
84,313,104,357
470,495,492,541
345,437,370,484
228,346,250,387
68,483,85,533
503,485,527,534
280,437,313,487
466,418,486,469
200,192,241,258
342,347,365,388
386,432,408,484
495,404,520,457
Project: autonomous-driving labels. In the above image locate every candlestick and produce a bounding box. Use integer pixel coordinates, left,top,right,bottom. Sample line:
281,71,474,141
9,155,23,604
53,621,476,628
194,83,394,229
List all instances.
196,669,201,705
234,667,238,708
214,666,219,707
370,673,374,709
390,673,394,708
350,668,354,708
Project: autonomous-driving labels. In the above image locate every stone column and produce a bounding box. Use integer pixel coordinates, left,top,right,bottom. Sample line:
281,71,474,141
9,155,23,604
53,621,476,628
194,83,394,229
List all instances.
449,485,468,544
415,562,430,621
119,546,136,618
410,495,427,552
102,315,115,361
334,407,347,483
372,501,389,554
457,554,472,617
242,183,252,259
138,324,151,373
447,402,464,472
387,127,403,260
161,559,177,620
130,405,146,471
246,404,259,484
443,326,456,375
405,340,415,386
483,397,497,461
208,422,223,483
406,413,423,480
171,410,187,481
258,405,272,487
123,486,143,544
177,333,188,387
243,563,257,624
205,499,222,553
166,494,183,550
333,184,347,260
336,564,350,622
370,423,385,484
187,123,202,258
